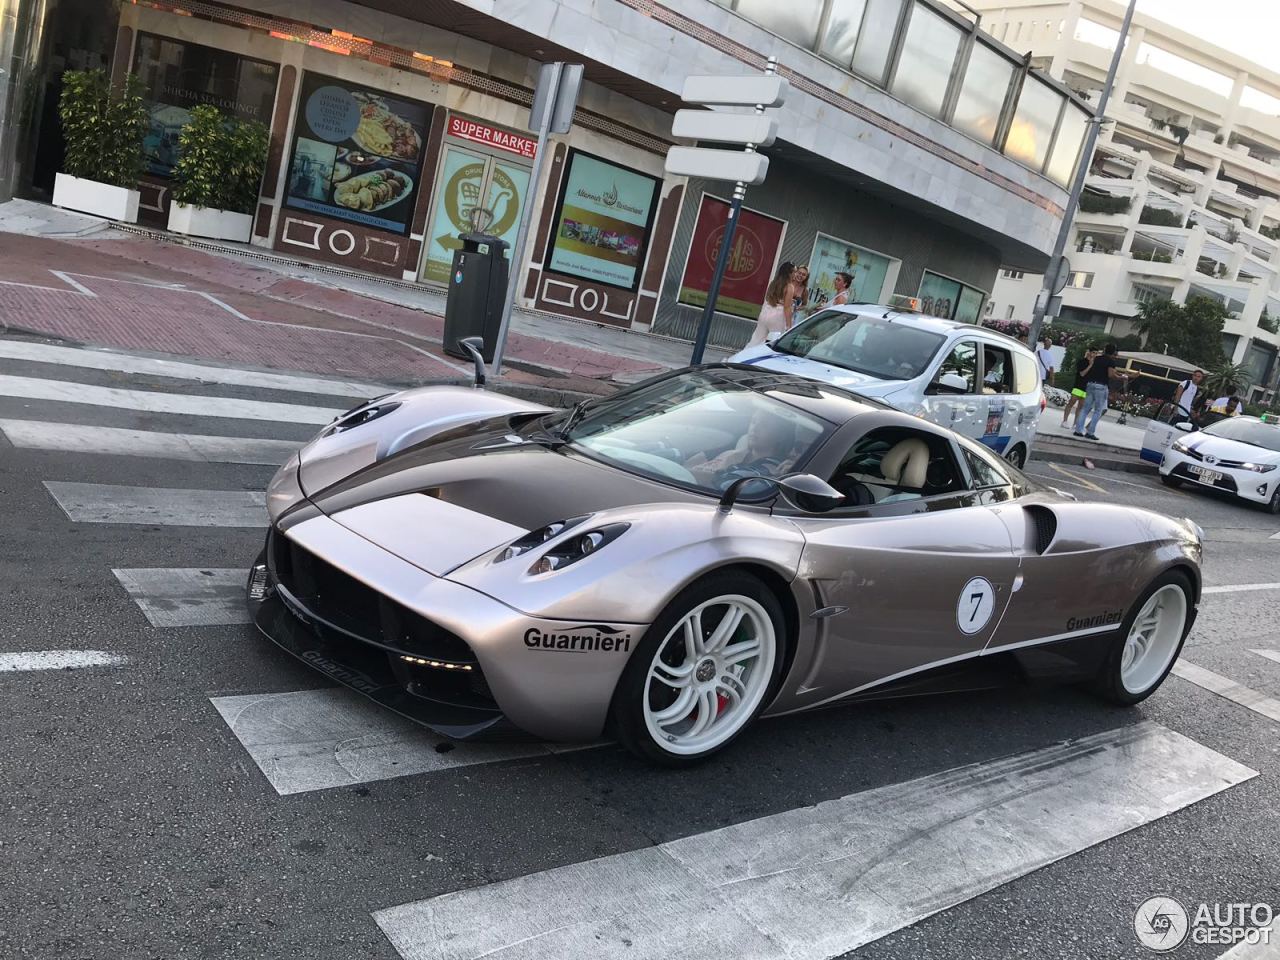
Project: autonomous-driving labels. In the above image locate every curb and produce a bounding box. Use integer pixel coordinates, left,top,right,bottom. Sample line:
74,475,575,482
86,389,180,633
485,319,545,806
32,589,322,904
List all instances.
1030,447,1160,475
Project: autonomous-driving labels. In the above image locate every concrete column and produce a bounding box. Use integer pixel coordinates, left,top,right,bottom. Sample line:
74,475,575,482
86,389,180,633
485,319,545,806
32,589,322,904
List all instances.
1173,225,1207,304
1110,24,1144,108
1049,0,1083,81
1119,164,1149,255
1219,70,1249,143
1194,157,1221,209
0,0,49,201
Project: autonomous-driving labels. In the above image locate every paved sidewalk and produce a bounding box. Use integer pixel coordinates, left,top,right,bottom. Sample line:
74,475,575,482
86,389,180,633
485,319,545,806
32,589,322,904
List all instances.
0,199,726,394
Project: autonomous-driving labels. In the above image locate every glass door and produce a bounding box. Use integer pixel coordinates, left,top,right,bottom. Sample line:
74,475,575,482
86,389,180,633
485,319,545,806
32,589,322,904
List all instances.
420,145,532,285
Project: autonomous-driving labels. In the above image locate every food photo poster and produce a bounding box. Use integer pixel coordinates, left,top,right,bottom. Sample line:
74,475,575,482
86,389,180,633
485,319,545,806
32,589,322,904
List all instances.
284,73,430,234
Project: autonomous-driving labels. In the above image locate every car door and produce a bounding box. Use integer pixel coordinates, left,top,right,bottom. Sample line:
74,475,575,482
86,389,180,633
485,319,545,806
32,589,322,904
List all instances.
780,428,1020,709
920,338,986,442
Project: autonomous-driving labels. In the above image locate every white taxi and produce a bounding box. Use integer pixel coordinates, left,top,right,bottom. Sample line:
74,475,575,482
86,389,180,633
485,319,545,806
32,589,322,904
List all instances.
1159,416,1280,512
729,303,1044,468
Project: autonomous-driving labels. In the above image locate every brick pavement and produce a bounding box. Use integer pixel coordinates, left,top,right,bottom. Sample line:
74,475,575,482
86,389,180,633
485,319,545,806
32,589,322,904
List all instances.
0,231,678,392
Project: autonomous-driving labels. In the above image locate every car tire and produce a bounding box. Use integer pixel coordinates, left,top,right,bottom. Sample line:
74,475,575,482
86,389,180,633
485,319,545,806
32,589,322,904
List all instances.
1088,569,1193,707
1160,472,1180,488
1267,487,1280,515
1004,444,1027,469
610,571,785,766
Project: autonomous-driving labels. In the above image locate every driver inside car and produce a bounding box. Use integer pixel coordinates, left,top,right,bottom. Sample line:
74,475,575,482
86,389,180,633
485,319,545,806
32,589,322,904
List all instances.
686,409,797,483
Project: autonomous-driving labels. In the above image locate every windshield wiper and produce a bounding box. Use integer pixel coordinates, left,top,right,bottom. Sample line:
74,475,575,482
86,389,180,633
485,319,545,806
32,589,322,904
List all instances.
520,400,591,449
556,399,591,441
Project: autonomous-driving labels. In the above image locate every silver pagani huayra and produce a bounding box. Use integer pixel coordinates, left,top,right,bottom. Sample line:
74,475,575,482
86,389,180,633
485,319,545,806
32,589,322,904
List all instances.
248,361,1204,764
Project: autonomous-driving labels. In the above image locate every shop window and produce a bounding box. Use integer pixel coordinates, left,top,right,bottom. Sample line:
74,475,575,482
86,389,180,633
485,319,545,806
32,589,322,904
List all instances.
952,42,1015,145
890,3,963,118
1004,77,1065,172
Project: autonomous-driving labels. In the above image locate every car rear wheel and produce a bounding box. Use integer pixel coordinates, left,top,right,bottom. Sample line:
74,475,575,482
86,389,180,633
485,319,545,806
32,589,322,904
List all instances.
611,572,783,765
1004,444,1027,469
1089,570,1192,706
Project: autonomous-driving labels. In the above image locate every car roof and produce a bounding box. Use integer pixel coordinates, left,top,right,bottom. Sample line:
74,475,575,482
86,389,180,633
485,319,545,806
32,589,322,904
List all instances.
825,303,1034,354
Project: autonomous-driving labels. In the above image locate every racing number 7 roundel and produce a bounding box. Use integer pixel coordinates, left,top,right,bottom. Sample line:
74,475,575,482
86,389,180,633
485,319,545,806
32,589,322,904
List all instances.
956,577,996,635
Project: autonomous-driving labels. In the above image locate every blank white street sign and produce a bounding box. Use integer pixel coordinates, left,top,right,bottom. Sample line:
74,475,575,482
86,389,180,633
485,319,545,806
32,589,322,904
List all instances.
682,75,789,107
665,146,770,184
671,110,777,146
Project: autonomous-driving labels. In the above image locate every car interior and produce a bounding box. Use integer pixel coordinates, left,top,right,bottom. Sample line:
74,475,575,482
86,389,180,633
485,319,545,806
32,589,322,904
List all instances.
823,426,966,508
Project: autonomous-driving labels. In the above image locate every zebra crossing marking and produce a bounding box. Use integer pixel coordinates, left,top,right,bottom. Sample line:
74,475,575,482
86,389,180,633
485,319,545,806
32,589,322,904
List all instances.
113,568,251,627
374,722,1255,960
1250,649,1280,667
44,482,267,527
1203,583,1280,595
0,650,128,671
0,338,387,398
210,687,549,795
0,420,299,464
0,373,343,423
1173,661,1280,724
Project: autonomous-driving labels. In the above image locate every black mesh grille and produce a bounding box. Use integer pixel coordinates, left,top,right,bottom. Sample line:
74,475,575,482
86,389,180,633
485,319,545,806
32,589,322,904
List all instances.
268,530,476,664
1026,506,1057,555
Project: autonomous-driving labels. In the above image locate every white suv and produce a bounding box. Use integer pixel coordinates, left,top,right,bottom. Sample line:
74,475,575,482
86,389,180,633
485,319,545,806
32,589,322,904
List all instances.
729,304,1045,468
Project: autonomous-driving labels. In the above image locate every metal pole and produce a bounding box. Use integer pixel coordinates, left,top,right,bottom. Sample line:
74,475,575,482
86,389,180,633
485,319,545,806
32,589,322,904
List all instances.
689,55,777,365
1027,0,1137,346
493,62,562,377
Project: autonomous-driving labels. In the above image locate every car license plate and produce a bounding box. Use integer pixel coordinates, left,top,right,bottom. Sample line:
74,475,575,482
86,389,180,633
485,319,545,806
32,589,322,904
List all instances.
1188,465,1223,484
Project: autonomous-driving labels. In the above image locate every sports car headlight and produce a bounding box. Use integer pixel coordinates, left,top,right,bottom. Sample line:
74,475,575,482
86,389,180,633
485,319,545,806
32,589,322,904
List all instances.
322,395,401,436
498,516,590,562
1171,439,1191,454
1239,462,1277,473
529,523,630,575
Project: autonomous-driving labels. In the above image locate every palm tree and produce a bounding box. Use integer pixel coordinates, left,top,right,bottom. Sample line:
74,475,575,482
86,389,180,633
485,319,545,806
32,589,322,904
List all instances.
1204,362,1249,398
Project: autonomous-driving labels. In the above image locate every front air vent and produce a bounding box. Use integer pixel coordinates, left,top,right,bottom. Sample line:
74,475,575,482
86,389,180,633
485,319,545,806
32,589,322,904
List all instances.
1025,505,1058,555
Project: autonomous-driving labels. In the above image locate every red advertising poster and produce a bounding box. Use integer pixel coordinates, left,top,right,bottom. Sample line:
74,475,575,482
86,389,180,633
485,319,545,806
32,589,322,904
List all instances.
678,194,786,320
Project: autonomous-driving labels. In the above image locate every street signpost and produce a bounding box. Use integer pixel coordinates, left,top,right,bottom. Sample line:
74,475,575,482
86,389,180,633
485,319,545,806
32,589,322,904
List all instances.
492,62,583,375
666,58,788,364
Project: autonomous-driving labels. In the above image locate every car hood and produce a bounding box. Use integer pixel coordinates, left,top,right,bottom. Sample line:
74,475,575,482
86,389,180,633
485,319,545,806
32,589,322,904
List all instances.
304,428,705,575
1184,433,1280,465
730,350,904,397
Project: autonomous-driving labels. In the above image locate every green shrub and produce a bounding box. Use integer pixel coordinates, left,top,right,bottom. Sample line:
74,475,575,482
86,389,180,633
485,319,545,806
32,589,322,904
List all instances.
1139,206,1184,227
171,104,269,214
58,69,148,188
1079,192,1132,215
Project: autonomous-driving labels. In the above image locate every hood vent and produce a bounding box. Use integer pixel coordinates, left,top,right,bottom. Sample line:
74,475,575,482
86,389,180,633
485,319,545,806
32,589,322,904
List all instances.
1024,505,1058,555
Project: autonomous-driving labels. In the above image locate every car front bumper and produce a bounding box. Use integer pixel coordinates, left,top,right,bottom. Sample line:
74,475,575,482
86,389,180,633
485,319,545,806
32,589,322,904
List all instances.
1160,450,1277,505
247,514,644,743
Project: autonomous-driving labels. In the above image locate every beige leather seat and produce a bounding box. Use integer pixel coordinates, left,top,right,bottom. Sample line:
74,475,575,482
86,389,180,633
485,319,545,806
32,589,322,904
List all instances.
879,437,930,499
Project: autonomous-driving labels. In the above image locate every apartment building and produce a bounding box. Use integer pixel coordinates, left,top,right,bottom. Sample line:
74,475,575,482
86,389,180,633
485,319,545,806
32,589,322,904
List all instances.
975,0,1280,400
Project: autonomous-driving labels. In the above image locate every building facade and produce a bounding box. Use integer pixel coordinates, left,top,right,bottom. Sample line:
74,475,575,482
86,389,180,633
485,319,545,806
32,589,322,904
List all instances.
9,0,1088,347
977,0,1280,401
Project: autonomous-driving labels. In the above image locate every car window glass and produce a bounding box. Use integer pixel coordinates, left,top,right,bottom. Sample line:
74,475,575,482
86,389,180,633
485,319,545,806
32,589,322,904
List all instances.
810,426,966,512
982,345,1015,395
1012,351,1039,394
934,340,977,393
960,444,1012,488
772,310,947,381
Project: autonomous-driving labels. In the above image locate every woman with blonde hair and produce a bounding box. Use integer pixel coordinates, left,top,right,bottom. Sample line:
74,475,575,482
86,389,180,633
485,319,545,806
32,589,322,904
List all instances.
746,261,795,347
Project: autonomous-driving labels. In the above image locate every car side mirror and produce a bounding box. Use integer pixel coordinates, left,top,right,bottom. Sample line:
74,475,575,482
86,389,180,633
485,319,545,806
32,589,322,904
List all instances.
1175,421,1194,433
927,372,968,395
459,337,486,389
718,472,844,513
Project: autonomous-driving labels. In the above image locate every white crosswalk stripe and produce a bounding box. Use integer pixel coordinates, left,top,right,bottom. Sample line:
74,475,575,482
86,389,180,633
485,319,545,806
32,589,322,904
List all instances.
0,338,388,398
374,722,1255,960
0,650,129,671
114,568,251,627
1173,661,1280,723
44,482,267,527
0,373,343,423
0,419,300,464
210,688,550,795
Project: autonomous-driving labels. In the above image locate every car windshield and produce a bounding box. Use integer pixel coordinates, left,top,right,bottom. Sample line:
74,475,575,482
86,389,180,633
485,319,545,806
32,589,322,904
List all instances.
565,372,832,497
772,310,947,381
1203,418,1280,453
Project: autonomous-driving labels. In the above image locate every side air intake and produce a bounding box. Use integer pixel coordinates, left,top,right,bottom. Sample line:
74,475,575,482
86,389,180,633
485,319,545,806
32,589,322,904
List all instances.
1024,505,1058,555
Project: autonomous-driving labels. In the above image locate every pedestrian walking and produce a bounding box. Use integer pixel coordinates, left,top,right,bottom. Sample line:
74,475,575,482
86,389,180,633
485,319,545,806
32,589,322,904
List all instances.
746,261,795,347
1074,342,1129,440
1035,336,1056,384
1061,347,1092,427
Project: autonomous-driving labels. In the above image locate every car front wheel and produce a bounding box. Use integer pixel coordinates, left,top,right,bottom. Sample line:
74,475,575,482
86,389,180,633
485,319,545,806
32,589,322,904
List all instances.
611,572,783,765
1267,486,1280,515
1089,570,1193,706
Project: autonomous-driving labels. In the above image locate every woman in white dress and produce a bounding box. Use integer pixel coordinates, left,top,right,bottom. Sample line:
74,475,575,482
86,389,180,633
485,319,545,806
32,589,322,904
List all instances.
746,262,795,347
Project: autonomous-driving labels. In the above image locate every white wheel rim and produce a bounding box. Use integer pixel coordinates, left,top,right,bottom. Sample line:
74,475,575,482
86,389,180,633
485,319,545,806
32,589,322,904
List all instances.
1005,447,1024,467
642,594,776,756
1120,584,1187,694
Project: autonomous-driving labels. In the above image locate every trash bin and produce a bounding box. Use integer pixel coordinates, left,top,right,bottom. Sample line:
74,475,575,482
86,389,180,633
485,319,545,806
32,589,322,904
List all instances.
443,232,509,363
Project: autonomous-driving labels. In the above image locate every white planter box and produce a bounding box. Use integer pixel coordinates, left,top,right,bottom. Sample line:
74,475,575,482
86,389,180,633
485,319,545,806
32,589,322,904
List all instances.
167,203,254,243
52,172,140,222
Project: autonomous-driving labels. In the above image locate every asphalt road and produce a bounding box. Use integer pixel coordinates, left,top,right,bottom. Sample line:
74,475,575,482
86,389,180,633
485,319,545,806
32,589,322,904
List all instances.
1,332,1277,960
